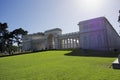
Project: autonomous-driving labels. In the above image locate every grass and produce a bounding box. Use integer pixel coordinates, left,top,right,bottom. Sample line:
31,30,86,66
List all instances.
0,49,120,80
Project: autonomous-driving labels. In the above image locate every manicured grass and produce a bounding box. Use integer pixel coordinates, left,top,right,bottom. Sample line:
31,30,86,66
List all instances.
0,50,120,80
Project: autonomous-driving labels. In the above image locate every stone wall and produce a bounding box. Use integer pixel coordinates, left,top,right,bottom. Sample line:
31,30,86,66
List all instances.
78,17,120,51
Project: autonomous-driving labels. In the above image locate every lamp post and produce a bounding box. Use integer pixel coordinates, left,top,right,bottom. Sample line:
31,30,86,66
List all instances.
118,10,120,34
118,10,120,23
118,10,120,63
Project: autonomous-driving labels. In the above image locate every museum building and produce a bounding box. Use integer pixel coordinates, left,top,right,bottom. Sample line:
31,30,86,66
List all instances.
22,17,120,51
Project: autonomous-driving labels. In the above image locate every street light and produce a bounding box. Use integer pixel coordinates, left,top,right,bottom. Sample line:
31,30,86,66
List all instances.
118,10,120,23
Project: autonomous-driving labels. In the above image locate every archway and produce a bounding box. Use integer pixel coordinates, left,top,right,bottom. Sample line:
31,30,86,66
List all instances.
48,34,54,49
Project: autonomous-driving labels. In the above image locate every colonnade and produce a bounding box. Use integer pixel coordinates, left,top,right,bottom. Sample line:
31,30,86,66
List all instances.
61,38,79,49
59,32,80,49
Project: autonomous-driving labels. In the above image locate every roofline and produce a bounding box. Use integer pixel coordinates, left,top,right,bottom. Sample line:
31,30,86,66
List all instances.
45,28,62,33
78,16,106,25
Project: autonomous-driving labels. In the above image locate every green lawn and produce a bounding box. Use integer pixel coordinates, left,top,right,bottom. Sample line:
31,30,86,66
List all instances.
0,50,120,80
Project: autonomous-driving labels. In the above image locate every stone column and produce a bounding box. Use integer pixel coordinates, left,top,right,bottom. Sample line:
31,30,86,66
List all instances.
66,38,68,49
45,37,48,50
67,38,69,48
62,39,63,49
78,38,80,48
63,39,65,49
70,38,71,48
74,39,76,48
72,38,74,48
58,39,62,49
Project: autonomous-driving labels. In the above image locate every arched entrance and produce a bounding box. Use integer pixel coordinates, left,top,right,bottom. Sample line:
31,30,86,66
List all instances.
48,34,54,49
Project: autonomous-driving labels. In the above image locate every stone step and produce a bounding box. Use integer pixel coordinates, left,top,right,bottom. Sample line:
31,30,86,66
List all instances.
112,58,120,69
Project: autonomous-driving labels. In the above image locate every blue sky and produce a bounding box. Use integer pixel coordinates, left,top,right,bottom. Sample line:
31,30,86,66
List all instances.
0,0,120,34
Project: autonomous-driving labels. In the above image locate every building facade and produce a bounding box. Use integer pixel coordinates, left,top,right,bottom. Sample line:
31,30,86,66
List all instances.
22,17,120,51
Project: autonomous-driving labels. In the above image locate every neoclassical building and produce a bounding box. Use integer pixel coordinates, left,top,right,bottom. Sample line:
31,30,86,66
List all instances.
22,17,120,51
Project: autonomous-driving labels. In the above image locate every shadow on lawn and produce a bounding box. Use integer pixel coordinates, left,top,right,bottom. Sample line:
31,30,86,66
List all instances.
0,50,48,58
65,49,119,58
0,49,72,58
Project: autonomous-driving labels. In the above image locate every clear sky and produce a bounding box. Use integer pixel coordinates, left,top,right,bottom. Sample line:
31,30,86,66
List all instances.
0,0,120,34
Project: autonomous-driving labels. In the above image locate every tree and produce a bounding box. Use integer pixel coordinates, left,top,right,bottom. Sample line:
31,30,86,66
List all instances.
0,23,9,53
12,28,28,52
0,23,28,54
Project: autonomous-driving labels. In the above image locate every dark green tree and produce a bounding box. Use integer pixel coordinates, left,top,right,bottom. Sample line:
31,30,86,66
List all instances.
12,28,28,52
0,23,28,54
0,23,9,53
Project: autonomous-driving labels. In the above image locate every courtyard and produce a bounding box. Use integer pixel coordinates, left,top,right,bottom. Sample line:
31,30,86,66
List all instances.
0,49,120,80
